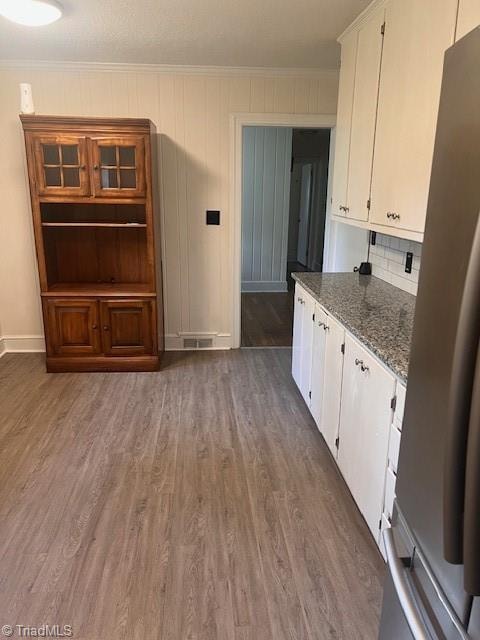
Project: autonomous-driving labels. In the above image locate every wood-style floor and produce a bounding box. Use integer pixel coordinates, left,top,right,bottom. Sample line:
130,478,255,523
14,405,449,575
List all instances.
0,350,385,640
241,292,294,347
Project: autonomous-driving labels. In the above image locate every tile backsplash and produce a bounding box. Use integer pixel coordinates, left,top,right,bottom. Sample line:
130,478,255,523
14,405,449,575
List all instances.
370,233,422,296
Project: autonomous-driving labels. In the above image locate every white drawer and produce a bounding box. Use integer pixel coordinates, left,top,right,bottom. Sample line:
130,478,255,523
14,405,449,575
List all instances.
393,382,406,430
388,424,401,474
384,466,396,521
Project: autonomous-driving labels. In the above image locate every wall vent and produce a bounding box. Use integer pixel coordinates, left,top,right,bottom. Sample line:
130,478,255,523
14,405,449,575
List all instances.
183,337,214,349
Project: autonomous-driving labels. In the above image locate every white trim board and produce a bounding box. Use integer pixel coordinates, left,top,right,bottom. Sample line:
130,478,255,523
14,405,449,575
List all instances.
0,59,338,79
241,281,288,292
230,112,337,349
0,335,46,356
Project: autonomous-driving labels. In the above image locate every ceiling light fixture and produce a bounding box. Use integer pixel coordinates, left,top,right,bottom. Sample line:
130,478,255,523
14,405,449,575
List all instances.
0,0,62,26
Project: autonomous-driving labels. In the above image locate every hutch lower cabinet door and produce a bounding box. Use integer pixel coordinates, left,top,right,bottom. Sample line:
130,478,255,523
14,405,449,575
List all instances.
46,299,101,355
100,300,154,356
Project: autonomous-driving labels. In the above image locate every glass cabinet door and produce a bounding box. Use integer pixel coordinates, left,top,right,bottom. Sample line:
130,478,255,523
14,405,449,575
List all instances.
33,135,90,196
90,136,146,198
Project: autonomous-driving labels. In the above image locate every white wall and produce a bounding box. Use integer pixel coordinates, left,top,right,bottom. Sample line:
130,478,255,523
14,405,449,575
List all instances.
0,62,338,350
241,126,292,292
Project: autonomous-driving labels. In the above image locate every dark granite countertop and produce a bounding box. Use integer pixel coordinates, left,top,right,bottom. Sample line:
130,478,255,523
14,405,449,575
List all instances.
292,273,415,383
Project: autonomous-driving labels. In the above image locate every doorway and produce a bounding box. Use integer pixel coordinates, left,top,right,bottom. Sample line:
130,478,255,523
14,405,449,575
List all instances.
240,127,331,347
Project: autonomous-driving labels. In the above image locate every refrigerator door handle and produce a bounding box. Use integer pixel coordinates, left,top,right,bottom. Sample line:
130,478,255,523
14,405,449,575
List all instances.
444,212,480,564
383,528,431,640
463,342,480,595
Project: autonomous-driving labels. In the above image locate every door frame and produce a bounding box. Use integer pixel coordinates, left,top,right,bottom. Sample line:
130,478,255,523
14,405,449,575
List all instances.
230,113,336,349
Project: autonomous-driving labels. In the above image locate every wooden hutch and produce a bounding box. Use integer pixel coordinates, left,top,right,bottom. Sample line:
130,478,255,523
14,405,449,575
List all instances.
20,115,163,372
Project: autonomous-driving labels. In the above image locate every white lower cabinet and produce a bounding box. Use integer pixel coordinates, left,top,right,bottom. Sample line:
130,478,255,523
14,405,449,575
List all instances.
310,306,328,424
316,312,345,457
310,306,345,457
292,283,405,554
292,284,315,405
337,334,396,539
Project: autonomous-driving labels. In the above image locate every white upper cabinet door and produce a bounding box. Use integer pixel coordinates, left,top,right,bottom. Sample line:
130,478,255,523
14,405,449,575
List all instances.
310,306,328,429
292,284,304,389
331,29,358,219
346,5,385,222
321,314,345,457
300,292,315,404
337,334,395,538
369,0,457,235
456,0,480,40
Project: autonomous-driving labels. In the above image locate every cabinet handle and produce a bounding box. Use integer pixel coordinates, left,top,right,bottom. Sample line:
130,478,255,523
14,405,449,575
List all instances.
387,212,400,221
355,358,364,367
93,164,99,170
339,205,345,212
103,325,109,331
323,324,330,332
297,296,302,303
361,364,370,373
344,207,350,213
318,321,324,327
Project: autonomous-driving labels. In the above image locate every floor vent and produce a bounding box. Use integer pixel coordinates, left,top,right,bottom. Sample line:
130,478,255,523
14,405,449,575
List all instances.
183,338,213,349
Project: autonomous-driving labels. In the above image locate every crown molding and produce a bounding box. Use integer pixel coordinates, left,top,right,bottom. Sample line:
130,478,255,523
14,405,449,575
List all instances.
337,0,387,42
0,58,339,78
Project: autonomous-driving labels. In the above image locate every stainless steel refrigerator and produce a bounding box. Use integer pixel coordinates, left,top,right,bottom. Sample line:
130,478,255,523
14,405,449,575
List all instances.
378,26,480,640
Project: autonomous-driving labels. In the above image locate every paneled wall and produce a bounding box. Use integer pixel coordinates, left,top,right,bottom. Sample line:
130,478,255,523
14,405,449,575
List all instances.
241,126,292,292
0,62,338,350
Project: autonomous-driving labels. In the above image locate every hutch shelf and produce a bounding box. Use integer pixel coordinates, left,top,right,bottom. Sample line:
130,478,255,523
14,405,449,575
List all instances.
21,115,164,372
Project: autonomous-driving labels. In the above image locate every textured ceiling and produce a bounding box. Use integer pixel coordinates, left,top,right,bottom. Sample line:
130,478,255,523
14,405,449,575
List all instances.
0,0,370,69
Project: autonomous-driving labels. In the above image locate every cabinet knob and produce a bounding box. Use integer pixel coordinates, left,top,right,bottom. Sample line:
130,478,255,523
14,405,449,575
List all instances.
92,324,98,330
323,325,330,331
103,325,109,331
80,165,86,170
93,164,99,170
361,364,370,373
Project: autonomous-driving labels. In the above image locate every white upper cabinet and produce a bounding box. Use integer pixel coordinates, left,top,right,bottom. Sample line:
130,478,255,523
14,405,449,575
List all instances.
456,0,480,40
369,0,457,236
346,5,385,222
331,29,358,219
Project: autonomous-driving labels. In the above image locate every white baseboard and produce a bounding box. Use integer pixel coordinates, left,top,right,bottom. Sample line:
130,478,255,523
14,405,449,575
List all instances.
165,333,232,351
241,281,288,292
0,334,46,356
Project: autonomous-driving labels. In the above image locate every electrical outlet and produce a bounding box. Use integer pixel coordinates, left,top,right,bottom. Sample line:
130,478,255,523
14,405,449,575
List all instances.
405,252,413,274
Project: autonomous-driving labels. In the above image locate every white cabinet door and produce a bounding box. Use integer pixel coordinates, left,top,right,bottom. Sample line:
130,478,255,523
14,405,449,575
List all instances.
346,4,385,222
310,306,328,428
337,334,395,538
456,0,480,40
331,29,358,219
292,285,304,389
369,0,457,235
321,314,345,457
300,292,315,404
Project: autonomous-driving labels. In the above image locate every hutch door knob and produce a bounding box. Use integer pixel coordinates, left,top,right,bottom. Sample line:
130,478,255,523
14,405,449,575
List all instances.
103,325,109,331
